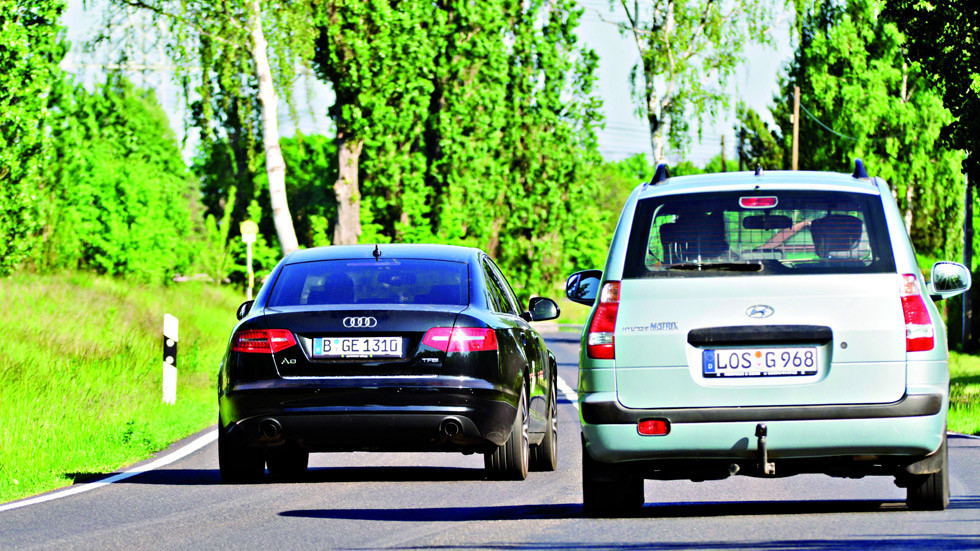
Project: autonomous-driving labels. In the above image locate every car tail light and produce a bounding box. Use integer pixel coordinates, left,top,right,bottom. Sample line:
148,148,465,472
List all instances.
587,281,620,359
232,329,297,353
422,327,498,353
637,419,670,436
900,274,934,352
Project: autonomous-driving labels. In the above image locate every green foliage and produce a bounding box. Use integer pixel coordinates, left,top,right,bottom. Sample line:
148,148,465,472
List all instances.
768,0,965,261
309,0,609,301
736,103,785,171
0,0,66,275
0,272,242,504
883,0,979,176
40,75,196,284
616,0,777,160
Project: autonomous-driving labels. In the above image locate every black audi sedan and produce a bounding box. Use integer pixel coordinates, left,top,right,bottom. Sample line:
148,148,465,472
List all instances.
217,244,561,482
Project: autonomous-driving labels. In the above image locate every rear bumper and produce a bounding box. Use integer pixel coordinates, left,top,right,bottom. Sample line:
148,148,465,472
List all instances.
219,376,518,452
581,392,947,465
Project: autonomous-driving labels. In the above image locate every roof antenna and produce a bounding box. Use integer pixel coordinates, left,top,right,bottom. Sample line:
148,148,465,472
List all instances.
648,163,671,186
852,159,869,179
754,165,764,177
373,244,382,261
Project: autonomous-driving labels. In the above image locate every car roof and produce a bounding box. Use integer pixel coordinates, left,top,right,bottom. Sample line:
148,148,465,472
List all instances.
638,170,882,199
283,243,483,265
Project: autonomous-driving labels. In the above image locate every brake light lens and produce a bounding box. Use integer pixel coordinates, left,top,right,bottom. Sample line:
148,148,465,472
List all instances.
900,274,934,352
422,327,498,353
587,281,620,359
739,196,778,208
232,329,297,353
638,419,670,436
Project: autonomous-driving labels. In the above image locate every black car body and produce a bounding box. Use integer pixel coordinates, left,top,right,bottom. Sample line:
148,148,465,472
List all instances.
217,244,560,481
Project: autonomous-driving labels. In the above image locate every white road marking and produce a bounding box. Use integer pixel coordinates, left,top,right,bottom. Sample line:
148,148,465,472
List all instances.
556,375,579,411
0,429,218,513
951,432,980,440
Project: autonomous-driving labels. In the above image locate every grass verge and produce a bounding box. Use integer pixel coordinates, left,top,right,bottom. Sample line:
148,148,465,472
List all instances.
949,351,980,435
0,272,242,504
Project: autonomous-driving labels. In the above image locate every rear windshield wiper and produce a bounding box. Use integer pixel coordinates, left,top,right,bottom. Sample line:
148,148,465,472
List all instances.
664,261,764,272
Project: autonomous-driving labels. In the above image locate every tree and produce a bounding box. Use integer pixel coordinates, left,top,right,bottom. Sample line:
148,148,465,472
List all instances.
883,0,979,176
41,75,196,283
106,0,319,255
735,103,785,171
770,0,964,260
613,0,777,162
0,0,65,276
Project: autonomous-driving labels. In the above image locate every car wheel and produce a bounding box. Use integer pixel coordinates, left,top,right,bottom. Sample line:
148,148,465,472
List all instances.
266,442,309,480
485,381,529,481
218,420,265,484
582,437,643,516
906,434,949,511
530,378,558,472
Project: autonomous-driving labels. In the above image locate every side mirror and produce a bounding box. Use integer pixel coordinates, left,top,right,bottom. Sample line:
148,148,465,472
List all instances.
928,261,971,300
566,269,603,306
526,297,560,322
236,300,254,320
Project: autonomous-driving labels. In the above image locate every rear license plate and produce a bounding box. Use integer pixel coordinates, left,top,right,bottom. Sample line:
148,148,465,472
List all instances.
313,337,403,359
703,347,817,378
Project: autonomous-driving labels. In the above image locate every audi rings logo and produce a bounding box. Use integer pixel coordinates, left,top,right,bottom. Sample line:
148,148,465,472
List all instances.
343,316,378,328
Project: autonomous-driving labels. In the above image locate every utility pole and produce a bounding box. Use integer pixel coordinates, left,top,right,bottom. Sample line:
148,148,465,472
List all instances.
738,126,745,172
964,160,973,351
721,135,727,172
792,86,800,171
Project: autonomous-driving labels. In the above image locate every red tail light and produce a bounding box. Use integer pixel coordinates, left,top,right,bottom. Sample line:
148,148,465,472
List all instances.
422,327,498,353
232,329,297,353
638,419,670,436
587,281,620,359
900,274,934,352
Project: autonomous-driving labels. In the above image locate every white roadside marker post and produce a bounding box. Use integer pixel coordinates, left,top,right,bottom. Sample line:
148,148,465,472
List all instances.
240,220,258,300
163,314,178,404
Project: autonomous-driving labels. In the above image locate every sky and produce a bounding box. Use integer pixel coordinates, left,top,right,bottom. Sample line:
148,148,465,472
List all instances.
60,0,795,167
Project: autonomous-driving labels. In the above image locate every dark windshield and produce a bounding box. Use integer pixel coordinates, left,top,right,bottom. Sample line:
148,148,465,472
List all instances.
268,259,469,306
623,190,895,278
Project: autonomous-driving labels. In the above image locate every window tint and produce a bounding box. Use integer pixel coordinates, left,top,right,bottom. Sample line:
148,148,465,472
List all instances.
623,190,895,278
483,260,511,314
268,259,469,306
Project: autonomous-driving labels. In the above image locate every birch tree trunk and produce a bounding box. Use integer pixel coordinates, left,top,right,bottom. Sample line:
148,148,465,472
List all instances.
333,137,363,245
247,0,299,255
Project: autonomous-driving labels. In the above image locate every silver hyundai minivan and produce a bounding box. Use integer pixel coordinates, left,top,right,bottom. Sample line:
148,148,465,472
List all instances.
566,161,971,514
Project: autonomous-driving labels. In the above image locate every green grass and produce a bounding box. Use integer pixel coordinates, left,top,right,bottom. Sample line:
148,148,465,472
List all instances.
949,351,980,435
0,272,242,504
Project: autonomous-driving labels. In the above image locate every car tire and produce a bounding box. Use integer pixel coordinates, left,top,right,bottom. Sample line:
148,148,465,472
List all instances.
582,437,643,516
906,434,949,511
530,378,558,472
218,420,265,484
266,442,309,480
485,381,529,481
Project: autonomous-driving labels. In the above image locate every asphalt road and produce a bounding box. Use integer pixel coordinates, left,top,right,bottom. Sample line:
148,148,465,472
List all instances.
3,334,980,550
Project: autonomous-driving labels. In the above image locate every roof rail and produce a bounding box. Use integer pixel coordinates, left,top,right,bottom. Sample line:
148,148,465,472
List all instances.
852,159,869,179
648,163,670,186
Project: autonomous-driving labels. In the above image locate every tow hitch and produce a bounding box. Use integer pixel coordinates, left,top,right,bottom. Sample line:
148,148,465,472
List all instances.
756,423,776,476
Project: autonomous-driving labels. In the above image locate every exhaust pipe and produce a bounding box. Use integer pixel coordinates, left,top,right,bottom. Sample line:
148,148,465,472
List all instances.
259,418,282,439
440,418,463,438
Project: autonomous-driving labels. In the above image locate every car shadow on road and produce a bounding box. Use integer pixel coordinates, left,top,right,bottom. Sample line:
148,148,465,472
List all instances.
67,465,488,486
344,535,980,551
281,496,980,523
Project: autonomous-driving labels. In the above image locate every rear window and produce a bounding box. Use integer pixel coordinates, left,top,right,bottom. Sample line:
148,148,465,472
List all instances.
267,259,469,306
623,190,895,278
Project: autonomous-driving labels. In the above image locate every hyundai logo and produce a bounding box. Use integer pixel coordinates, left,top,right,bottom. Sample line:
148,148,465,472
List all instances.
343,316,378,328
746,305,774,319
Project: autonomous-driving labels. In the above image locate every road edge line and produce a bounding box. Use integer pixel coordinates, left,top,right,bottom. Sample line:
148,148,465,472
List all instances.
557,375,579,411
0,429,218,513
